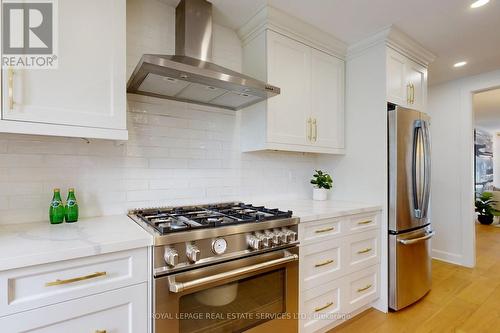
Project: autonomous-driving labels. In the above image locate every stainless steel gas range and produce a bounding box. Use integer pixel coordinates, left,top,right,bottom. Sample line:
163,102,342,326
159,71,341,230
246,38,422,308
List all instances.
128,202,299,333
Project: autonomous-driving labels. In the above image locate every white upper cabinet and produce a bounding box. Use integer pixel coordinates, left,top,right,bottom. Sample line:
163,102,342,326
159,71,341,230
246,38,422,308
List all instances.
0,0,127,140
311,49,344,150
405,59,427,111
267,31,311,146
386,48,427,111
241,28,345,154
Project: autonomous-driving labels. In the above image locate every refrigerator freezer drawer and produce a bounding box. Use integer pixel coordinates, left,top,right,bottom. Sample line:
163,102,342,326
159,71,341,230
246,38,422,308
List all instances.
389,227,433,310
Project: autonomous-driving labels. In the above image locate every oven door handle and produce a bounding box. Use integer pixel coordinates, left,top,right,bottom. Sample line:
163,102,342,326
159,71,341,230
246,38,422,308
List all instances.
168,252,299,293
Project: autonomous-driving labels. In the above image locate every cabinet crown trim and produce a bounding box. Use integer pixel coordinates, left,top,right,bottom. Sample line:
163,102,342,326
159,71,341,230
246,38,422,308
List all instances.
237,6,347,59
347,25,436,66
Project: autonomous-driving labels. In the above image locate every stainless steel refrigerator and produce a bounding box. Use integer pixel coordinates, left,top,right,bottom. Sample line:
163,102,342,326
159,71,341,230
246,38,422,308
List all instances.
388,105,434,311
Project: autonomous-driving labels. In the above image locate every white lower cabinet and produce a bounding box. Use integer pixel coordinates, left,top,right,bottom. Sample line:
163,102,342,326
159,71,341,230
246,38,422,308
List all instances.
301,278,343,333
0,248,149,333
345,265,379,313
0,283,148,333
299,211,381,333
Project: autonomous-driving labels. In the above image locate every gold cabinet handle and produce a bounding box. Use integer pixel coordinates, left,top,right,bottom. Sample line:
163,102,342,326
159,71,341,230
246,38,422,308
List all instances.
357,284,372,293
357,220,372,225
314,301,334,312
315,259,334,267
411,83,415,104
307,117,312,142
312,118,317,142
45,271,107,287
7,67,14,111
315,226,334,233
407,83,411,104
357,248,372,254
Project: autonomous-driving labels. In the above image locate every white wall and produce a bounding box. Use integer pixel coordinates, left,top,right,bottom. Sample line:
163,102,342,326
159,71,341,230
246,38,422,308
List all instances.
0,0,317,225
428,68,500,267
319,43,388,311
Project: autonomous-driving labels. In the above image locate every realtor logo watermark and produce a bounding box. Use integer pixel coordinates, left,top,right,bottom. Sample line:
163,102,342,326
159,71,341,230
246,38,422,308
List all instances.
2,0,58,69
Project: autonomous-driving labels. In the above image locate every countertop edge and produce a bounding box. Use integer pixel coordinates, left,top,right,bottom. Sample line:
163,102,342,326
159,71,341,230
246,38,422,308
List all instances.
0,237,153,272
296,205,383,223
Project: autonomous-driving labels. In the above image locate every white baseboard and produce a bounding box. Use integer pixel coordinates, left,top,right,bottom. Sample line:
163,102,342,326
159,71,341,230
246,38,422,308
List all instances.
372,298,388,313
431,249,464,266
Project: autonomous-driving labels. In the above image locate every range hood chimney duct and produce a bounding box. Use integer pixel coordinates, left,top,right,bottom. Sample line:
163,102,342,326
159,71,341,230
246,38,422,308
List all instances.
175,0,213,62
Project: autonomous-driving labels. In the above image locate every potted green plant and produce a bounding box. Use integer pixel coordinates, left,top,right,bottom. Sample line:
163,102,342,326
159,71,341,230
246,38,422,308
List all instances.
310,170,333,201
475,192,497,225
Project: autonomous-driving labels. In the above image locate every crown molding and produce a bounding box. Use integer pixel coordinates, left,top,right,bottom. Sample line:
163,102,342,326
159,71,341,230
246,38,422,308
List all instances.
237,6,347,59
347,25,436,66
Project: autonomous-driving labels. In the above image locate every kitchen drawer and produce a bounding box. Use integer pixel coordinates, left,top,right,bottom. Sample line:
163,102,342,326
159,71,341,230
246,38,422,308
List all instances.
344,229,380,273
0,282,148,332
0,247,148,316
300,277,343,333
347,212,378,233
301,238,342,291
301,217,343,244
345,264,379,313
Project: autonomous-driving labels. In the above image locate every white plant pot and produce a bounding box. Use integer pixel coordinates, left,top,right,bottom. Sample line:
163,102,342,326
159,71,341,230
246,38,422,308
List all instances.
313,188,328,201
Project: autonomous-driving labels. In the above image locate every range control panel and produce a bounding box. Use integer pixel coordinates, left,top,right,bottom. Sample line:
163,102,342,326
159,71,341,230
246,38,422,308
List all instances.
154,226,298,274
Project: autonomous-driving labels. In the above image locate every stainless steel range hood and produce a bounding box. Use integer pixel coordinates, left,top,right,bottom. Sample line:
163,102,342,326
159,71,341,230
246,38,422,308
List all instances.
127,0,280,111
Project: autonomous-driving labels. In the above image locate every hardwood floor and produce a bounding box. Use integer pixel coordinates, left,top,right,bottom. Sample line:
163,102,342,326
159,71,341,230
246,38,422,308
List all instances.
331,224,500,333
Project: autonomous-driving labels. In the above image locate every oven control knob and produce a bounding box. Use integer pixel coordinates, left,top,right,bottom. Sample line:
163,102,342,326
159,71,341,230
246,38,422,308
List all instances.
164,247,178,267
265,230,281,246
256,232,272,248
186,244,201,263
283,229,297,243
273,229,287,244
247,235,262,250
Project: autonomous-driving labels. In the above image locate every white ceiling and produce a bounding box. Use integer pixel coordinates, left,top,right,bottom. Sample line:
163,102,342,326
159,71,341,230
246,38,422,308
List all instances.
474,88,500,133
164,0,500,85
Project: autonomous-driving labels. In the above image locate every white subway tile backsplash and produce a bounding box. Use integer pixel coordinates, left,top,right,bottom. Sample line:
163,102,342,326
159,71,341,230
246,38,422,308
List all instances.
0,0,318,224
188,159,223,169
149,158,189,169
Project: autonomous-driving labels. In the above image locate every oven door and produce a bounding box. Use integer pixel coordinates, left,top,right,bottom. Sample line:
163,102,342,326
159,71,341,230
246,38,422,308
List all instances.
154,247,299,333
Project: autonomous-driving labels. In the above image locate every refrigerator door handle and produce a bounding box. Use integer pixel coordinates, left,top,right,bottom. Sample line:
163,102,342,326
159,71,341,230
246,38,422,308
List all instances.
398,230,435,245
412,121,424,219
421,120,431,219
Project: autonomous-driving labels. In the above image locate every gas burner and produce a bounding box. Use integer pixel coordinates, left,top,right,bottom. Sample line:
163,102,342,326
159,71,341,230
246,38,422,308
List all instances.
131,202,293,234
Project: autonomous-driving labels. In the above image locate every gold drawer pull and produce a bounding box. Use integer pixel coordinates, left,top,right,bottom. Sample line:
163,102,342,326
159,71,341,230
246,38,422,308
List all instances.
314,301,334,312
357,284,372,293
95,330,107,333
357,248,372,254
315,226,334,233
45,271,107,287
357,220,372,225
315,259,334,267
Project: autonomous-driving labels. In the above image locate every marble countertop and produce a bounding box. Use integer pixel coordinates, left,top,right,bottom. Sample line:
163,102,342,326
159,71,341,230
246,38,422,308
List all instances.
0,215,153,271
252,199,382,223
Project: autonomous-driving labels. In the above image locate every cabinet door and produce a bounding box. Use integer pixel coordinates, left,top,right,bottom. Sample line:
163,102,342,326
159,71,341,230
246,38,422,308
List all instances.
386,48,408,107
1,0,126,130
267,30,311,146
406,59,427,111
0,283,148,333
311,49,344,149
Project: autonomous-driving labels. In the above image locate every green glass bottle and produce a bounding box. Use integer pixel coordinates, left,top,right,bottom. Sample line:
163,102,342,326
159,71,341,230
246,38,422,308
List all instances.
65,188,79,223
49,188,65,224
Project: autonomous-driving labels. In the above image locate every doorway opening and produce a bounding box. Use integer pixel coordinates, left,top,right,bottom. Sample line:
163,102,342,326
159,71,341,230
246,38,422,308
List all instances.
472,87,500,264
